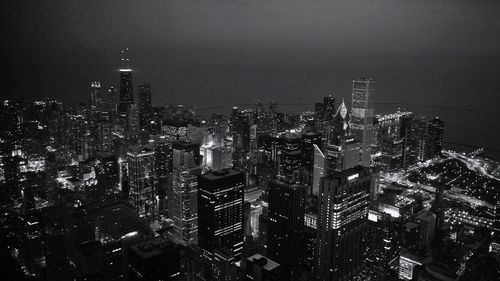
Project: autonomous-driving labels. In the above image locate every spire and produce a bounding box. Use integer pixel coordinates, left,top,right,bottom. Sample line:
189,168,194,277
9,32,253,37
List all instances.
337,98,347,120
120,48,131,71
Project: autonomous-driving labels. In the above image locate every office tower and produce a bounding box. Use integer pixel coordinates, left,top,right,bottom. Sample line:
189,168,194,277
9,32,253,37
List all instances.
405,115,429,163
351,78,375,167
323,95,336,120
97,121,114,153
400,114,413,168
267,180,305,281
315,102,324,122
231,111,250,168
246,254,281,281
138,83,153,131
90,81,102,108
170,141,202,246
154,140,172,216
301,132,322,184
315,166,370,281
427,117,444,159
103,86,118,113
312,144,325,196
198,169,245,260
365,210,400,281
137,83,152,113
128,104,140,134
329,99,349,146
118,48,134,116
127,145,156,217
128,236,181,281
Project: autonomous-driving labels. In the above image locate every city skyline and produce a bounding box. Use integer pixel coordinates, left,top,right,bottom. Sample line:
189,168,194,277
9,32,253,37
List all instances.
2,1,500,281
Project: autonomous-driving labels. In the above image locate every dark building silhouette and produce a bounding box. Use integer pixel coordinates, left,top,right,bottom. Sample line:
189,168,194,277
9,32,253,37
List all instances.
427,117,444,159
118,48,134,117
128,236,181,281
267,180,306,281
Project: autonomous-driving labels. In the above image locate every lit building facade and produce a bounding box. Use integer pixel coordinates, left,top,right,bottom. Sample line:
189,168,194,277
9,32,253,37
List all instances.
350,78,375,167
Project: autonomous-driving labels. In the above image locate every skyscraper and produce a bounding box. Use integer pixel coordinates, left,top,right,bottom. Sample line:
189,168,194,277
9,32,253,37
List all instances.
351,78,375,167
315,166,370,281
198,169,245,260
128,104,140,134
169,141,202,246
118,48,134,117
90,81,102,108
126,145,156,217
427,117,444,159
137,83,152,113
267,180,306,281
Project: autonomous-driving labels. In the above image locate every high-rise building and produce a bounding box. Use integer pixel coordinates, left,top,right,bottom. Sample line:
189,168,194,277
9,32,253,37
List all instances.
127,145,156,217
315,166,370,281
137,83,152,113
170,141,202,246
90,81,102,108
351,78,375,167
365,210,400,281
312,144,325,196
198,169,245,260
267,180,305,281
323,95,336,121
427,117,444,159
118,48,134,116
128,104,140,134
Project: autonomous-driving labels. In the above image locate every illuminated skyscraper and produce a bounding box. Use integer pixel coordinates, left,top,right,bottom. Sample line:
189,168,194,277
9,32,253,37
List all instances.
90,82,101,108
351,78,375,167
198,169,245,260
169,141,202,246
118,48,134,116
126,145,156,217
315,166,370,281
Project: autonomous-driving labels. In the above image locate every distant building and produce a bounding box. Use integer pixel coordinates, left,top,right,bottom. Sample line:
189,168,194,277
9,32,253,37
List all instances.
350,78,375,167
118,49,134,117
427,117,444,159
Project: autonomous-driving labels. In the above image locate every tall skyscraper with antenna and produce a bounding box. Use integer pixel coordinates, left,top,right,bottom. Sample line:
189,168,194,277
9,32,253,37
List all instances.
118,48,134,117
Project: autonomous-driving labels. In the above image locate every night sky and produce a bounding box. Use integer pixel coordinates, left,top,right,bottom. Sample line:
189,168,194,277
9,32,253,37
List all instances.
3,0,500,153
